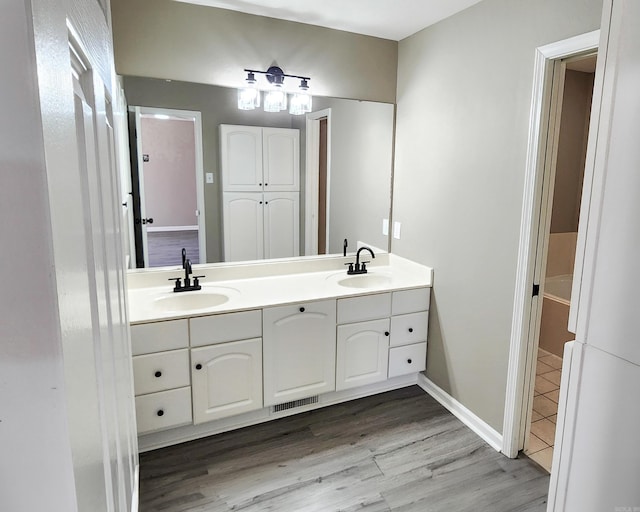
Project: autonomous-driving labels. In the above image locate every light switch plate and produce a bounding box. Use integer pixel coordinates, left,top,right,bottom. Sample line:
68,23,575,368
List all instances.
206,172,214,184
382,218,389,236
393,221,401,239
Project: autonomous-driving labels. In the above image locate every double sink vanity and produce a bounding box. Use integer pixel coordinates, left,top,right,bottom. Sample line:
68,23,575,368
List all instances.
127,252,433,451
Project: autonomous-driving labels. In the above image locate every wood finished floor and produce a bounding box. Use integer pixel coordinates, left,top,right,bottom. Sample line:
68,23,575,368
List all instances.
148,231,200,267
139,386,549,512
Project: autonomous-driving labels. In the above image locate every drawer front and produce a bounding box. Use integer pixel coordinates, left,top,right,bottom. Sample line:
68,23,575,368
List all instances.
133,349,190,395
337,293,391,324
131,319,188,355
390,311,429,347
135,386,192,435
190,309,262,347
392,288,430,316
388,342,427,378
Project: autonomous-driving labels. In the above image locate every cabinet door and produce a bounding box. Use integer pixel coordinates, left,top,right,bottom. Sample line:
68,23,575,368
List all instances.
336,318,390,391
263,300,336,406
263,191,300,259
191,338,263,424
223,192,264,261
220,125,263,191
262,128,300,191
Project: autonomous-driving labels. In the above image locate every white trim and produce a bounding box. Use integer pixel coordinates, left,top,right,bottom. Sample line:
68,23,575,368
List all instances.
547,341,583,512
417,373,503,452
502,30,600,458
130,464,139,512
146,225,198,233
304,108,332,255
133,106,207,265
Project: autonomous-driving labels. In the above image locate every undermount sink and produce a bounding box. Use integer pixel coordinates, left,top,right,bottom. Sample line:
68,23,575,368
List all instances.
337,273,393,289
153,291,230,312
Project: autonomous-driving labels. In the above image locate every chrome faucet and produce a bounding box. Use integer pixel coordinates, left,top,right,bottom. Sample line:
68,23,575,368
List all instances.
169,248,204,292
345,246,375,275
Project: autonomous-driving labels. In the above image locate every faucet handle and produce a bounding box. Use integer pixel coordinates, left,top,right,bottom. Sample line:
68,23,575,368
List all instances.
168,277,182,291
360,261,370,272
193,275,205,287
344,262,354,273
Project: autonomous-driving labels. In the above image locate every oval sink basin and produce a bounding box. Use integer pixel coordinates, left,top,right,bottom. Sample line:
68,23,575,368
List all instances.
337,274,393,289
153,291,229,312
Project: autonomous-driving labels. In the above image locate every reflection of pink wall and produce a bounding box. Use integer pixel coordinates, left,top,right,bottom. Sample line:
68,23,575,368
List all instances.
141,117,197,227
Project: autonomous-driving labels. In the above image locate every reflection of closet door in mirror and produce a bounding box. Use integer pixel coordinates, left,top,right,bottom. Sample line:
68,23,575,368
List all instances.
222,193,264,261
220,125,263,191
264,192,300,259
262,128,300,192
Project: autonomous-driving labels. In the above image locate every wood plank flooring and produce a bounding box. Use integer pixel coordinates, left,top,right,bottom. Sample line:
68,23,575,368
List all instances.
139,386,549,511
147,231,200,267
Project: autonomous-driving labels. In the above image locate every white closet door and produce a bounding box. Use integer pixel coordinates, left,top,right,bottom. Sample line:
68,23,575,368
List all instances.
223,193,264,261
263,192,300,259
262,128,300,191
220,125,263,191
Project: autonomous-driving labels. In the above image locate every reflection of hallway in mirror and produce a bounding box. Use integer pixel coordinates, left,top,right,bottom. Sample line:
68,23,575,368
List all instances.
147,230,199,267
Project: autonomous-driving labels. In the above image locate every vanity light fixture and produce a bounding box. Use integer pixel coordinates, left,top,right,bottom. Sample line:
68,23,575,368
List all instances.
237,66,312,115
237,71,260,110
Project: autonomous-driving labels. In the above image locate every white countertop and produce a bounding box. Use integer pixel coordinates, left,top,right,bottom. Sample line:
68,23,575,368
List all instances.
127,253,433,324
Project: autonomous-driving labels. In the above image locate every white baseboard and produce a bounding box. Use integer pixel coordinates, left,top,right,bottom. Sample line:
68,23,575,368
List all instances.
417,373,503,452
146,225,198,233
131,464,139,512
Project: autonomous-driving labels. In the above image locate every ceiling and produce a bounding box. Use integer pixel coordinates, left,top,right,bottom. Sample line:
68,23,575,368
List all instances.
174,0,484,41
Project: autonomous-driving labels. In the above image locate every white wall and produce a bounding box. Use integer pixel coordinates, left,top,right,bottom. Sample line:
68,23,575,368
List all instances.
0,0,137,510
392,0,603,431
111,0,398,104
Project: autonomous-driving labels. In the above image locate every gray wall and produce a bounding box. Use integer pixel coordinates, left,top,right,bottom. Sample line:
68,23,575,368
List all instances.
311,98,395,254
392,0,603,431
111,0,398,104
124,77,295,262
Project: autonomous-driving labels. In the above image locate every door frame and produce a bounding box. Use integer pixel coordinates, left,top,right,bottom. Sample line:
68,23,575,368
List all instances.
132,106,206,266
502,30,600,458
305,108,332,255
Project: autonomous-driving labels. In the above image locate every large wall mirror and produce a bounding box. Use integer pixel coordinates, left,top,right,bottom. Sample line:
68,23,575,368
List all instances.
123,76,395,268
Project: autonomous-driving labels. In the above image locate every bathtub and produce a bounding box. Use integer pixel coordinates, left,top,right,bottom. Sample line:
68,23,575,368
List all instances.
539,274,574,357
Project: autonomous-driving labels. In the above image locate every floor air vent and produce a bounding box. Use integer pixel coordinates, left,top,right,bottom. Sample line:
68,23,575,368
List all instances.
272,395,319,413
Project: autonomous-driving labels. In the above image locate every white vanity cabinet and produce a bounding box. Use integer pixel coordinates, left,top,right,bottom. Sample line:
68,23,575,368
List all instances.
131,319,193,434
388,288,430,377
336,293,392,391
336,318,390,391
263,300,337,406
189,310,263,424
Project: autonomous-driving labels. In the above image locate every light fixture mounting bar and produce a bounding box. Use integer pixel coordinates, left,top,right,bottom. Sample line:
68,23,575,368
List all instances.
244,67,310,82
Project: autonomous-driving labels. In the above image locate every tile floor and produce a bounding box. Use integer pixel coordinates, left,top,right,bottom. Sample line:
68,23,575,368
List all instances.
524,347,563,472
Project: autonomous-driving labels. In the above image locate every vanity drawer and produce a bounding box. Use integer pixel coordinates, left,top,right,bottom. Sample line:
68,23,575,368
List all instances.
190,310,262,347
132,349,190,396
392,288,430,316
390,311,429,347
388,342,427,378
131,319,188,355
337,293,391,324
135,386,192,435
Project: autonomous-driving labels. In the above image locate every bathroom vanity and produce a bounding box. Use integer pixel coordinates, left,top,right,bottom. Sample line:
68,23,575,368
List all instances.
127,253,432,451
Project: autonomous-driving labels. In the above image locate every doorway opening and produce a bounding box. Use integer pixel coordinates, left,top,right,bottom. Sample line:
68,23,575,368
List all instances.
305,108,331,255
502,30,600,463
129,107,206,267
523,54,597,471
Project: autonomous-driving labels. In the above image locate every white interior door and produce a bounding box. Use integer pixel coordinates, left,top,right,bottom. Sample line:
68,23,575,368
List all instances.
134,107,206,267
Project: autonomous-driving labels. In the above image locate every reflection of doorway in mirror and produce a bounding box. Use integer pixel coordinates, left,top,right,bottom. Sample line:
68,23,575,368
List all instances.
132,107,206,267
318,118,328,254
305,108,332,256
